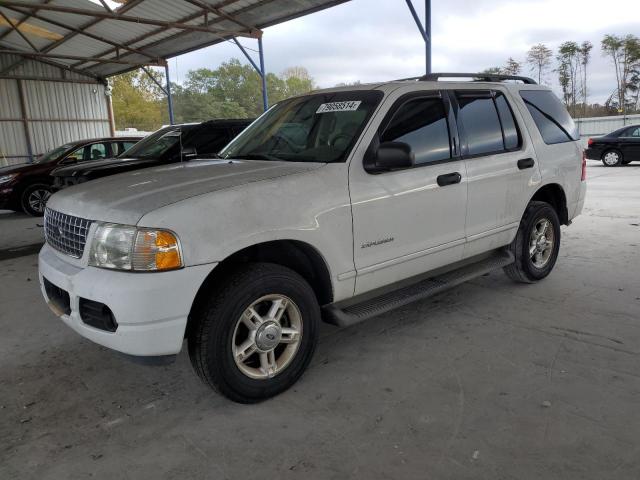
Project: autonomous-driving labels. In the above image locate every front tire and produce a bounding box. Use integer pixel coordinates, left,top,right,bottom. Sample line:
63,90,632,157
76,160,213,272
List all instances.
504,201,561,283
188,263,320,403
602,149,623,167
21,183,52,216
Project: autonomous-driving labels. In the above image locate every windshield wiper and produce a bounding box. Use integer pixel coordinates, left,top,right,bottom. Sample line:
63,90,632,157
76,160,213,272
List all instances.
232,153,283,161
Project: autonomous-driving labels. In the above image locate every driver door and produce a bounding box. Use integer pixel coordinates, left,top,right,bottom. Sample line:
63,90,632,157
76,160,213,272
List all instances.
349,88,468,295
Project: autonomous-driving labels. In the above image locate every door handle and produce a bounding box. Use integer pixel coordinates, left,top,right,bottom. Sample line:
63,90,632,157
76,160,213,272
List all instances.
517,158,535,170
437,172,462,187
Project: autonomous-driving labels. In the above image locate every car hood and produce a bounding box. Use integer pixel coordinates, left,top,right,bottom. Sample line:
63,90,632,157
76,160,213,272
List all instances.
47,159,324,225
0,162,45,175
52,156,159,176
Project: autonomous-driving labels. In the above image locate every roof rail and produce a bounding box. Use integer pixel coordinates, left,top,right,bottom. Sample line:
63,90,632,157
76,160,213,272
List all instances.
418,72,537,84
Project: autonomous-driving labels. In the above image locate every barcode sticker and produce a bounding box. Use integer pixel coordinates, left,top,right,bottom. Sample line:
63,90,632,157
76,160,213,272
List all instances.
316,101,362,114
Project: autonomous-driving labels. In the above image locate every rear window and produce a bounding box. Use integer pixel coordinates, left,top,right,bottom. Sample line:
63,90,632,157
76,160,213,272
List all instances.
520,90,579,144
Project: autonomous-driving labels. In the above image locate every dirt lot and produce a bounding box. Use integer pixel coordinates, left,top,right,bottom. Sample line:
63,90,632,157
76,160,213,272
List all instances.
1,162,639,480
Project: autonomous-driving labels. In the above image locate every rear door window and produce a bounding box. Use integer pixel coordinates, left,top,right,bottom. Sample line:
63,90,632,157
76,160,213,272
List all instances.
520,90,579,144
456,92,504,156
87,143,108,160
380,97,452,165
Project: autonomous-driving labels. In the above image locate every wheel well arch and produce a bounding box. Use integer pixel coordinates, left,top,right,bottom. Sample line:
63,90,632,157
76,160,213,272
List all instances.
529,183,568,225
187,240,334,335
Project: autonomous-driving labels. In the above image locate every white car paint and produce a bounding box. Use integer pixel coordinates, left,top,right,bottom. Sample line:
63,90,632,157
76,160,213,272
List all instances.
39,80,586,357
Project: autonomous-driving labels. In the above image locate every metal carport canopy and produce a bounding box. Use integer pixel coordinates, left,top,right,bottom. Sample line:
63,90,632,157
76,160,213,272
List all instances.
0,0,351,80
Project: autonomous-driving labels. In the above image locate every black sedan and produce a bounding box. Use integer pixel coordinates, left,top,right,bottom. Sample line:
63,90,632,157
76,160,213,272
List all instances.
52,119,252,189
585,125,640,167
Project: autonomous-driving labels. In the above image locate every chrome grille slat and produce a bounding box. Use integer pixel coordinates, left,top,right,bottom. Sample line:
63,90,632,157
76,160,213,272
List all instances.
44,208,92,258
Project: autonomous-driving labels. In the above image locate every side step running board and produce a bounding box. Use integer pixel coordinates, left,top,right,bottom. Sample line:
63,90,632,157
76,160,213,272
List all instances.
323,250,514,328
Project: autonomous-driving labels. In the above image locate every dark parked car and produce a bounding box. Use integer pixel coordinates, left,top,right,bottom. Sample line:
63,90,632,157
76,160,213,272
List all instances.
52,119,253,189
0,136,142,215
586,124,640,167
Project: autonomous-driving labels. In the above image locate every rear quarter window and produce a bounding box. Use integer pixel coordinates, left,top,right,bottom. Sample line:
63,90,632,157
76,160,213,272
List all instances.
520,90,579,144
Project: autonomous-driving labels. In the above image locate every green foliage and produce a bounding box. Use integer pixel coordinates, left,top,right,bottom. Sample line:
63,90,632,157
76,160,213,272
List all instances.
111,59,315,130
110,70,168,131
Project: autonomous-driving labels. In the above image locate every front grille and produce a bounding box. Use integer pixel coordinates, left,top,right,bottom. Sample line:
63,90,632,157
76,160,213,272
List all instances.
44,208,92,258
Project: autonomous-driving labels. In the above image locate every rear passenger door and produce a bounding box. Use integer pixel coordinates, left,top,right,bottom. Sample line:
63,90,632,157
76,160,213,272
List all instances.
452,89,539,258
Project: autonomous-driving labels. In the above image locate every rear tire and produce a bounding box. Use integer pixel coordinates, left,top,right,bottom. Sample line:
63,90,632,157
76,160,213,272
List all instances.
188,263,320,403
20,183,52,216
504,201,561,283
602,149,623,167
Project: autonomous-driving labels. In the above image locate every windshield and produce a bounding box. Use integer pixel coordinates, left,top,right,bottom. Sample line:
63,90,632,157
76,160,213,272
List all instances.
121,126,189,159
35,144,75,164
219,90,384,163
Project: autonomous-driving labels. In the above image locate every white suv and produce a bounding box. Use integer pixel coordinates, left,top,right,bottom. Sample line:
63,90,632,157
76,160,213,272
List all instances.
39,73,587,403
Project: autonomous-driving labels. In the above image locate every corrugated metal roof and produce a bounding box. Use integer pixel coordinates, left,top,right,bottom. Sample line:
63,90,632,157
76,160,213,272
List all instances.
0,0,350,80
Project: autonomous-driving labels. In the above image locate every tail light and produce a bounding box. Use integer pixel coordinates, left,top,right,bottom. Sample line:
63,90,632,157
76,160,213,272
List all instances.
581,150,587,181
587,138,594,147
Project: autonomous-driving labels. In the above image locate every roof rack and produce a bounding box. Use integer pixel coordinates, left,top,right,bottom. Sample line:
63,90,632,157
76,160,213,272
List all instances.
398,72,537,85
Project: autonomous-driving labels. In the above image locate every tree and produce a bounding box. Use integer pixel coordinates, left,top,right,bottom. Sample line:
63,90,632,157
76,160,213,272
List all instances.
503,57,522,75
110,69,167,131
526,43,553,84
579,41,593,117
111,60,317,129
601,34,640,117
557,41,581,115
480,67,503,75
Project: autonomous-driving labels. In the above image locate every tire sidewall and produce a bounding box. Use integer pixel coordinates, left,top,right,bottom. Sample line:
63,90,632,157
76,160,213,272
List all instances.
520,204,561,281
21,183,51,216
201,266,319,402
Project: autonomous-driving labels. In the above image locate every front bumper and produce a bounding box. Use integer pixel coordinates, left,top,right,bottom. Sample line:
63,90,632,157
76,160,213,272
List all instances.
38,244,215,356
0,186,17,209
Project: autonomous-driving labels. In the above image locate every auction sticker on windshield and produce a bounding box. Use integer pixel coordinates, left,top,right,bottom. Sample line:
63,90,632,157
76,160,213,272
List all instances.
316,101,362,114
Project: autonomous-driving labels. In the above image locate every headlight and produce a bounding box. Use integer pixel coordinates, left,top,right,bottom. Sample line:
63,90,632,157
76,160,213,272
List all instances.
89,223,183,271
0,174,18,185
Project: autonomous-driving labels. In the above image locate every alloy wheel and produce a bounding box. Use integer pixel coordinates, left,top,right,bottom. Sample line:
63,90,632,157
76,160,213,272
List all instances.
232,294,303,380
529,218,555,269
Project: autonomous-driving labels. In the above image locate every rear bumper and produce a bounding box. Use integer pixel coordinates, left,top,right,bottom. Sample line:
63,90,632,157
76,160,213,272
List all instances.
569,181,587,220
38,244,216,356
584,147,603,161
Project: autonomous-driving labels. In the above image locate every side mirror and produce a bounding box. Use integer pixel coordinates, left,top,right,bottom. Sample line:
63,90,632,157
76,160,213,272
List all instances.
364,141,414,173
60,157,77,165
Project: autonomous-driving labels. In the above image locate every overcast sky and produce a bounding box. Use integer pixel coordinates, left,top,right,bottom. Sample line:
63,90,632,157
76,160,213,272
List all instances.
167,0,638,104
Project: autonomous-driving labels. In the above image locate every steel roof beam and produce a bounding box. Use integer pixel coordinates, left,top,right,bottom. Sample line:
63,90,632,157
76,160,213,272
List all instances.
0,0,146,77
0,2,253,37
71,0,275,72
0,48,166,66
2,5,160,62
0,9,39,51
69,0,249,70
181,0,262,37
0,0,52,42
